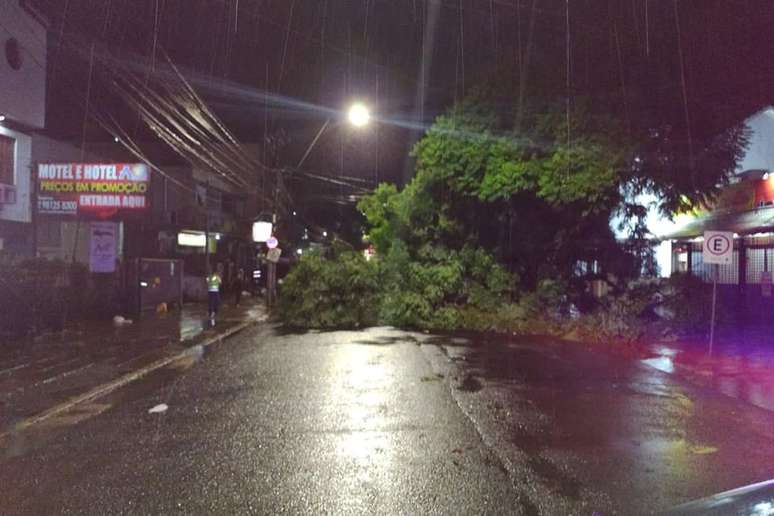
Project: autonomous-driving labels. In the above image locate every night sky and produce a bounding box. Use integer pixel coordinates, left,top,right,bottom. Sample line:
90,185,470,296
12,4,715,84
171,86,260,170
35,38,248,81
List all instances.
31,0,774,188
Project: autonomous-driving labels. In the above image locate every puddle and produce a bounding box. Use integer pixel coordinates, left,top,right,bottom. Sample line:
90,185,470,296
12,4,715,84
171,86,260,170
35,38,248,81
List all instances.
641,355,675,374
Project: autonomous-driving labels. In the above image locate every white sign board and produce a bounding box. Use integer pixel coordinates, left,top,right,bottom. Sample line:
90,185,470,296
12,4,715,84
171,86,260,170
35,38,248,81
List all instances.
252,221,273,242
702,231,734,265
89,222,117,273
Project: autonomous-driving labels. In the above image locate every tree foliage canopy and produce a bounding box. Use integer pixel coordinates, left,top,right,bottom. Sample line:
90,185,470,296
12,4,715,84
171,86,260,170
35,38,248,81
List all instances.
360,83,748,287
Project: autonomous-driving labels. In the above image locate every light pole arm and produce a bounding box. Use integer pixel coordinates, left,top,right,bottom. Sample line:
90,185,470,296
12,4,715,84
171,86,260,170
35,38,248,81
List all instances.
296,118,331,170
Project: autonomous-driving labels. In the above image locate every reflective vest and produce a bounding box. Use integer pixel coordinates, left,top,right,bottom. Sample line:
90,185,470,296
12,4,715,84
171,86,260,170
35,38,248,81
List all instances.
207,274,222,292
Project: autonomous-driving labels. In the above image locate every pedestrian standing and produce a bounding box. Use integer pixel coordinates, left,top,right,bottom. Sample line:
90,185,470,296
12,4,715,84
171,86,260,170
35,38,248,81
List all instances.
233,268,245,306
206,268,223,322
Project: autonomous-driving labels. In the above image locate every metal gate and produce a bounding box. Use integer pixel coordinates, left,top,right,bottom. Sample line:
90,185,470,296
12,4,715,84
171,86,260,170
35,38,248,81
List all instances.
127,258,184,313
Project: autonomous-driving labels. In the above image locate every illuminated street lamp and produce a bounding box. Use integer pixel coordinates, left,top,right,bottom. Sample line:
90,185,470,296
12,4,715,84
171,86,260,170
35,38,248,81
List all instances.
347,102,370,128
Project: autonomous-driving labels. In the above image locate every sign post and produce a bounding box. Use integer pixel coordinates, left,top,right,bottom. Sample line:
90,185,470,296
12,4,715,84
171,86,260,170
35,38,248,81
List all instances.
265,246,281,307
702,231,734,355
709,264,719,355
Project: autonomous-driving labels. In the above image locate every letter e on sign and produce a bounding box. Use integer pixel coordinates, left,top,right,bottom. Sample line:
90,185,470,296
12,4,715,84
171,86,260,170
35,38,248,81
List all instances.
702,231,734,265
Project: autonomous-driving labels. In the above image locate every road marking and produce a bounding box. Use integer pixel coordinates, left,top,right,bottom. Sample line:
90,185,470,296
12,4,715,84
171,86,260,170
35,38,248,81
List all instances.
0,320,257,444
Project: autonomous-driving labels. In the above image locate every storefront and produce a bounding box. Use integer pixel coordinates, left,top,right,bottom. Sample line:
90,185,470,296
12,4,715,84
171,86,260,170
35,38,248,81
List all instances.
665,172,774,322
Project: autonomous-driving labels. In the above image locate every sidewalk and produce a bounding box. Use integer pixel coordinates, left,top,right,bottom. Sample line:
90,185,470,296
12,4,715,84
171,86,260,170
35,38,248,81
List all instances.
642,326,774,412
0,299,266,434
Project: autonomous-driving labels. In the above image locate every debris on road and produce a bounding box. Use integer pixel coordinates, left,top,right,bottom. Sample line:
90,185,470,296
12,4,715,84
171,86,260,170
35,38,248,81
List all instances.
112,315,134,326
148,404,168,414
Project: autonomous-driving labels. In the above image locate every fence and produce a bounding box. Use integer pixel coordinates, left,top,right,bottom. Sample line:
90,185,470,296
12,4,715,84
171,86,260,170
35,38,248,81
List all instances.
673,236,774,324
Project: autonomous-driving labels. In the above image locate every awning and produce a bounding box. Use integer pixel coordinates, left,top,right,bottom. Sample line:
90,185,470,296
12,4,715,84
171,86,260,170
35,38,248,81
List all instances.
663,206,774,240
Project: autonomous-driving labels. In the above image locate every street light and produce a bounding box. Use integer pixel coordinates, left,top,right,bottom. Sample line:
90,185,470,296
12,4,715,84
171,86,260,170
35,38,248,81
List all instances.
347,102,370,128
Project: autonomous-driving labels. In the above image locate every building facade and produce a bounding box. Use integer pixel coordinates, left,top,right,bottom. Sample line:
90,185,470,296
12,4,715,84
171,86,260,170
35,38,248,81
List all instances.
0,0,47,254
665,107,774,321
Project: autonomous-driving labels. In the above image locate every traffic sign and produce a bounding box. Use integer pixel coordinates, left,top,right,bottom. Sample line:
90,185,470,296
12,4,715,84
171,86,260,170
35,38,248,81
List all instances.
266,236,278,249
702,231,734,265
266,247,281,263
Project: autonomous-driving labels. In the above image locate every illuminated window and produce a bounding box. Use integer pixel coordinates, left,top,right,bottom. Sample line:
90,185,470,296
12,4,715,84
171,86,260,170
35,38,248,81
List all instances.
0,134,14,185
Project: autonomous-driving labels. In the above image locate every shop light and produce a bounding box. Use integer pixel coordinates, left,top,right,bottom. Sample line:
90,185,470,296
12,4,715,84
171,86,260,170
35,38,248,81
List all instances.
0,115,5,122
177,232,206,247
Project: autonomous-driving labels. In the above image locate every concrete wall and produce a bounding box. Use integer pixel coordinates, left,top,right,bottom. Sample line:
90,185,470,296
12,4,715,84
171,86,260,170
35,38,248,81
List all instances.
0,0,46,129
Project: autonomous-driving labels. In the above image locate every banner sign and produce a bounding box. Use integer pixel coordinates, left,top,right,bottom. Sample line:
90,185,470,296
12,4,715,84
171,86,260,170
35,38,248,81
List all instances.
89,221,117,273
37,163,150,217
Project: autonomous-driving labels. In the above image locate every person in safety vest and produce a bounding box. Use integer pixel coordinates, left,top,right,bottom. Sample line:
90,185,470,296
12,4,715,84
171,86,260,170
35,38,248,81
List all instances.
206,268,223,321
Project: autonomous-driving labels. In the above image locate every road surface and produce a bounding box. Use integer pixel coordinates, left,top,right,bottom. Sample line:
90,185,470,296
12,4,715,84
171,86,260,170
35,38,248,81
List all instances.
3,325,774,514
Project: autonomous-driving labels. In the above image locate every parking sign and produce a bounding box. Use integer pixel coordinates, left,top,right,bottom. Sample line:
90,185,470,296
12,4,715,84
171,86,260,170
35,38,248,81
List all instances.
702,231,734,265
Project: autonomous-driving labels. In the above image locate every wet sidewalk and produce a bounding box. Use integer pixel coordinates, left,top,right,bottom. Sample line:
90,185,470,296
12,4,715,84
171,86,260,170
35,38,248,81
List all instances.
642,326,774,412
0,300,267,433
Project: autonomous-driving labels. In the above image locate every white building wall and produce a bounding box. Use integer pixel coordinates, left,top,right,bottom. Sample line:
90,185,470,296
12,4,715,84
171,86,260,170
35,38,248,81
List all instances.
737,109,774,173
0,0,47,129
0,1,46,230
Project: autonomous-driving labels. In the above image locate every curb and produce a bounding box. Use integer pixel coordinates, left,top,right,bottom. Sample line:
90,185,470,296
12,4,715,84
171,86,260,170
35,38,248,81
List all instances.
0,319,258,443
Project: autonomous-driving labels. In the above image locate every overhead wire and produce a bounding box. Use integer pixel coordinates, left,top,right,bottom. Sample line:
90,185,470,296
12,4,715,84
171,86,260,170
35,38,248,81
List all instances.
8,10,290,213
6,14,202,197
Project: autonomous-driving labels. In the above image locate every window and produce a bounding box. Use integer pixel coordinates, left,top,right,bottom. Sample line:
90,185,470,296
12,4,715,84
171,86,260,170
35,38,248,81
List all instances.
5,38,22,71
0,134,14,185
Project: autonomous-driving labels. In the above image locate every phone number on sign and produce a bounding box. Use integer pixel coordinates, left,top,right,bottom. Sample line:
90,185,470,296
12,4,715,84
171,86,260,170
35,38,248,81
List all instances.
38,197,77,214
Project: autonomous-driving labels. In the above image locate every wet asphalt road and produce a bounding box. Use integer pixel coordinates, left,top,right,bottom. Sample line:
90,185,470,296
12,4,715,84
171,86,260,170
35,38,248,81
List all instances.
0,326,521,515
3,325,774,515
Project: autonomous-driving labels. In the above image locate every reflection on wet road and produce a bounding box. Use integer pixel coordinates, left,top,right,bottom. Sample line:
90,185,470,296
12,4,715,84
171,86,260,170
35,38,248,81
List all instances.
0,303,263,433
643,341,774,414
428,333,774,513
0,326,521,514
4,325,774,514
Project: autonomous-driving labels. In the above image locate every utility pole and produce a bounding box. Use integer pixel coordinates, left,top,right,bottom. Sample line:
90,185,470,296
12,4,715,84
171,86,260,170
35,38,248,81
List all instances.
204,180,210,274
267,200,278,307
30,162,38,258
